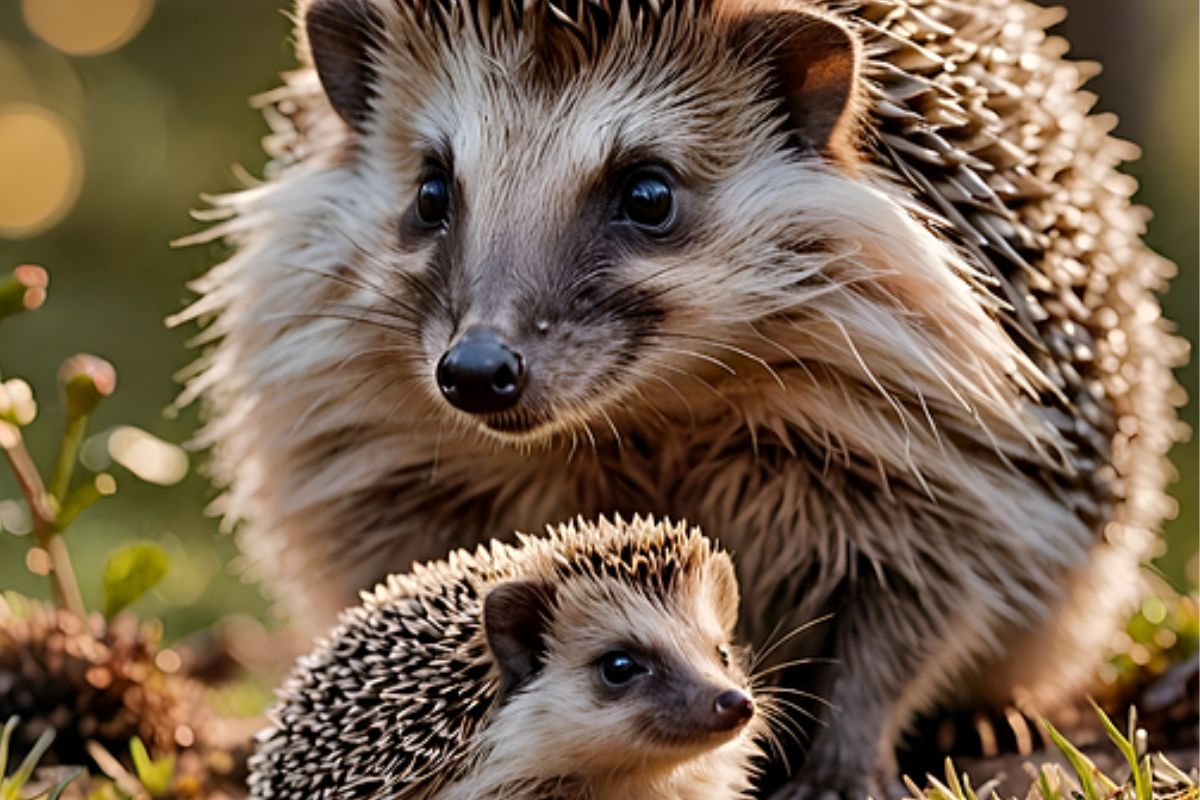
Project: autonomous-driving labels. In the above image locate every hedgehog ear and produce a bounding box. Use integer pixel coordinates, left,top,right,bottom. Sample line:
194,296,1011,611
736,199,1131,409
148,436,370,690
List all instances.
709,555,741,635
483,580,556,691
732,8,863,164
304,0,385,132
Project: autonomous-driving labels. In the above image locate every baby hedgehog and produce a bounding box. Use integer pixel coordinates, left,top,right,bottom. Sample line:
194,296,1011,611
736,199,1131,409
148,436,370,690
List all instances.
248,516,762,800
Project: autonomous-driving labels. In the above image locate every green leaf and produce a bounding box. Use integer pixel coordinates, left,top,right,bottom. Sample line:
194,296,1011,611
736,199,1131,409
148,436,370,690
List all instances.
924,774,961,800
128,737,174,799
101,542,168,619
5,726,56,798
1089,699,1148,800
0,716,16,789
1042,717,1115,800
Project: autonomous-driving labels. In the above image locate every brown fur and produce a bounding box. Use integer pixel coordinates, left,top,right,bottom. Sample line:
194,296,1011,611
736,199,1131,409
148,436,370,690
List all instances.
177,0,1185,795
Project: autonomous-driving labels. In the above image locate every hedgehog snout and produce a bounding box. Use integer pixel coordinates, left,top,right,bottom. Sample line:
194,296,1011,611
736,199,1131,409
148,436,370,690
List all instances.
710,688,754,732
436,327,527,413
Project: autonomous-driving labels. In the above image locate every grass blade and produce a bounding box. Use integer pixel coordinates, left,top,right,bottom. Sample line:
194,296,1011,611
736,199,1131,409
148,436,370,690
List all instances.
45,768,83,800
0,716,16,786
1089,699,1148,800
8,727,56,794
1042,717,1115,800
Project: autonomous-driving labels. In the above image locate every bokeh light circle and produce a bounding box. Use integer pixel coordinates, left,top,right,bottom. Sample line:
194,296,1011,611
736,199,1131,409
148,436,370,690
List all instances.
0,104,83,239
22,0,155,57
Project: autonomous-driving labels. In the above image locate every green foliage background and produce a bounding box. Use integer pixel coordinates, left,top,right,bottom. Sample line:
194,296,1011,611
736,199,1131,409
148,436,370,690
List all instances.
0,1,1195,641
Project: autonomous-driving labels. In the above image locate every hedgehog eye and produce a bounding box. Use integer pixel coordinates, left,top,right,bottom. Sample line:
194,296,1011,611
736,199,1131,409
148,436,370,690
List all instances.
717,645,731,668
599,650,647,686
415,171,451,227
620,169,675,233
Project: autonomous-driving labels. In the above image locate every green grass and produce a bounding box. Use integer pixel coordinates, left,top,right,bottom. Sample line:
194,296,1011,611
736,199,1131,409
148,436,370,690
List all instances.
904,703,1198,800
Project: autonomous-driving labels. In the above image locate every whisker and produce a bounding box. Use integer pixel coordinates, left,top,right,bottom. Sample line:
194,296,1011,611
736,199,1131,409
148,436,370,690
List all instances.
753,707,799,770
263,310,417,339
758,693,827,728
758,701,814,743
654,344,737,375
275,260,425,319
659,331,787,391
751,616,789,671
628,365,697,428
751,657,839,683
580,261,681,317
756,701,810,758
596,405,622,450
627,384,671,428
567,428,580,462
352,373,409,434
380,382,425,429
642,355,735,411
751,613,836,670
331,345,420,374
753,685,838,713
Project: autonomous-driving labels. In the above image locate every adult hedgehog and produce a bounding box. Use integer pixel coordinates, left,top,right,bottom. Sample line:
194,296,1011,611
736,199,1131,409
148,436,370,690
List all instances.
174,0,1185,794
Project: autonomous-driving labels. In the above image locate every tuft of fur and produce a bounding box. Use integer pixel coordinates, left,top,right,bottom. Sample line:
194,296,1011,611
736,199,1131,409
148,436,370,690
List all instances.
247,516,763,800
176,0,1186,795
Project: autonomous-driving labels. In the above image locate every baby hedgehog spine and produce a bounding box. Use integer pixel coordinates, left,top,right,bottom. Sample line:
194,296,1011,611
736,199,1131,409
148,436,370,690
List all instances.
248,516,763,800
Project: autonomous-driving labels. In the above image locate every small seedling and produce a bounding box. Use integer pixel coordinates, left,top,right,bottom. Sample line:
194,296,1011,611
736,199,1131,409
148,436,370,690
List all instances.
0,717,82,800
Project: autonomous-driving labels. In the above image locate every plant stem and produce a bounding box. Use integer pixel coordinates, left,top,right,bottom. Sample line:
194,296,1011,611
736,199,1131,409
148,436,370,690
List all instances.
42,535,85,620
57,473,115,529
1,427,55,527
1,426,86,620
49,414,87,503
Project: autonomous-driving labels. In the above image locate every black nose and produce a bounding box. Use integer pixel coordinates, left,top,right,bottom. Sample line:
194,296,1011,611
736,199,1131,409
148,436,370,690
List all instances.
712,689,754,731
436,328,526,414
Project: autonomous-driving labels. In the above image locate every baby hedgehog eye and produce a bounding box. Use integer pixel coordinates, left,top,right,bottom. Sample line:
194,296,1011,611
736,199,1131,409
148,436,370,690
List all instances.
416,172,451,227
717,645,731,667
599,650,646,686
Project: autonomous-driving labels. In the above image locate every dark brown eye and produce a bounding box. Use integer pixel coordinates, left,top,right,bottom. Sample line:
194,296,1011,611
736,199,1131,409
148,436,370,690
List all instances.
717,645,731,667
416,173,450,226
621,170,674,231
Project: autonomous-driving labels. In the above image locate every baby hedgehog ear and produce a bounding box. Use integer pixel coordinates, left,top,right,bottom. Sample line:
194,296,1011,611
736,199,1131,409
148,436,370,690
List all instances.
483,580,557,692
304,0,384,132
708,552,741,636
730,6,864,165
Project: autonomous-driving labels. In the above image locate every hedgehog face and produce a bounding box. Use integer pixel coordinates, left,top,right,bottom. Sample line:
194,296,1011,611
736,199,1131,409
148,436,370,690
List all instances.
302,0,862,446
482,554,755,776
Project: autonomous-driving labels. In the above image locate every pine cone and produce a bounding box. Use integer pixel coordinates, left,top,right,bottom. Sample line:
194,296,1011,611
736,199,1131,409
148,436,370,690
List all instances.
0,594,206,772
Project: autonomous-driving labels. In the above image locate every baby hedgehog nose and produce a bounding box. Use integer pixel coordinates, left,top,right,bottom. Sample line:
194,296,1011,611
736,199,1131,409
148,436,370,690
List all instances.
712,689,754,731
437,328,527,414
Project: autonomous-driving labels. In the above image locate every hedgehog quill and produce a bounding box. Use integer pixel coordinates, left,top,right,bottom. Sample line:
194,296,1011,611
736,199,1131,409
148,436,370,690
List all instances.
248,516,763,799
176,0,1185,795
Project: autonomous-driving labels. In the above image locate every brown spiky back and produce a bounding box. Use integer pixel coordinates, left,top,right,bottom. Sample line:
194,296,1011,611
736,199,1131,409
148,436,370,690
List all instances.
848,0,1183,535
248,516,730,799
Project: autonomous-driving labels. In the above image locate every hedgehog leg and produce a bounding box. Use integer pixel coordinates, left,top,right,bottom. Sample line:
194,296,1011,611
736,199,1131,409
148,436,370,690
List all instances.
767,573,959,800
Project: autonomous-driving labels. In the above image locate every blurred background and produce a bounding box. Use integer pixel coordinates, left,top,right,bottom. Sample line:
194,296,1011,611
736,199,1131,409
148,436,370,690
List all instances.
0,0,1196,646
